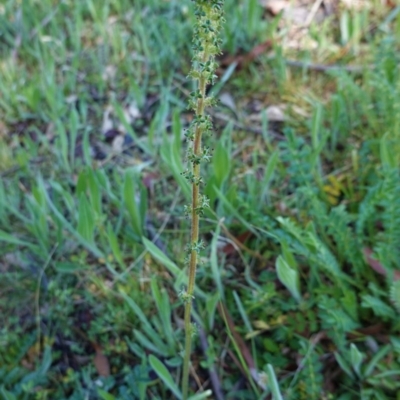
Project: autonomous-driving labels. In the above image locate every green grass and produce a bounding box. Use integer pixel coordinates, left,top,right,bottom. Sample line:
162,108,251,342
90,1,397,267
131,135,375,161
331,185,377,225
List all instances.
1,0,400,399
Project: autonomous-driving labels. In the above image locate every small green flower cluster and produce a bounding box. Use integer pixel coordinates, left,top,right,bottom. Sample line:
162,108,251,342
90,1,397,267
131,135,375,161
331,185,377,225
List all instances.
182,0,225,212
184,115,213,140
179,288,194,304
183,195,210,217
190,0,224,76
181,169,203,185
182,239,206,266
186,239,206,254
187,146,212,165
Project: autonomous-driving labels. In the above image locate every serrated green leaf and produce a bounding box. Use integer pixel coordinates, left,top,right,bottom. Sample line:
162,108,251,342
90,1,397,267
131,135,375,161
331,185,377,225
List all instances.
361,295,396,319
276,216,304,244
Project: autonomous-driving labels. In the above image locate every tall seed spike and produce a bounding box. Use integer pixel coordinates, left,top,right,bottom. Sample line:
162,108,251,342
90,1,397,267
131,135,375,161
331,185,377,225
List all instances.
181,1,224,399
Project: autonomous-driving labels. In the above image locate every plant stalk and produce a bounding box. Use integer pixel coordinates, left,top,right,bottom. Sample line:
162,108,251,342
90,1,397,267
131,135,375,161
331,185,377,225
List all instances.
182,70,207,400
181,2,224,398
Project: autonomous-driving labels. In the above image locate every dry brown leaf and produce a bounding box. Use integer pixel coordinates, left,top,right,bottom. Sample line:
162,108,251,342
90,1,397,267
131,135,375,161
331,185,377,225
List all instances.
218,302,267,390
218,302,255,369
363,247,400,281
93,343,110,377
219,40,272,71
222,230,252,256
349,322,390,344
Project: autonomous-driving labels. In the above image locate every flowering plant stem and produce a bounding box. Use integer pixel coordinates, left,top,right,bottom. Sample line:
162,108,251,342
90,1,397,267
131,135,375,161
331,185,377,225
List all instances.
181,1,224,398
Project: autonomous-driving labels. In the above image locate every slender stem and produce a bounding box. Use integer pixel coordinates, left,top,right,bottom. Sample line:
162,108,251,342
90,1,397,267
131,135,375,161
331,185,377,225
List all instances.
181,2,224,397
182,65,207,400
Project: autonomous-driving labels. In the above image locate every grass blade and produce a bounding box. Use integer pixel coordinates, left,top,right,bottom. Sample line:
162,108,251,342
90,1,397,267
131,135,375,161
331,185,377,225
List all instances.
149,355,182,399
266,364,283,400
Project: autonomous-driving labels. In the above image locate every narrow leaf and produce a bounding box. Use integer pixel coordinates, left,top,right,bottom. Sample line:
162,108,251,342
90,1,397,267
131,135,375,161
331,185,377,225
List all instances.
188,390,213,400
334,351,354,378
41,178,103,257
77,193,95,243
120,291,162,343
0,388,17,400
0,230,35,249
142,237,180,276
124,171,143,237
97,389,116,400
263,150,279,186
107,223,124,267
266,364,283,400
87,168,102,216
210,223,223,299
213,140,230,187
350,343,363,377
276,255,301,302
149,355,182,399
54,262,85,273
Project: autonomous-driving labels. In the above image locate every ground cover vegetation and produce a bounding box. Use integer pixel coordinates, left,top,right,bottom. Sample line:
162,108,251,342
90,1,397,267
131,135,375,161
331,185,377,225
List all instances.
0,0,400,399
